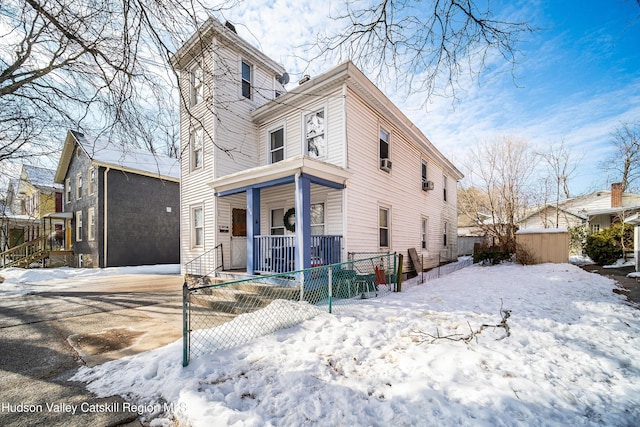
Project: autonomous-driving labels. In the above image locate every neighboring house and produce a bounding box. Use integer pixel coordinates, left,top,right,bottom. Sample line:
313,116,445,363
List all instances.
519,183,640,233
457,212,489,256
0,165,63,252
53,130,180,268
173,18,463,276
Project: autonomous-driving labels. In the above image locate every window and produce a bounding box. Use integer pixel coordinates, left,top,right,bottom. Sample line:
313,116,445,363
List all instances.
88,167,96,195
379,128,390,172
311,203,325,235
305,109,325,158
192,206,204,247
270,208,285,235
241,61,252,99
191,127,203,170
443,222,448,247
422,218,429,250
76,174,83,200
88,207,95,241
269,127,284,163
591,223,601,234
65,178,71,203
379,207,390,248
443,175,448,202
421,160,428,184
190,64,203,105
76,211,83,242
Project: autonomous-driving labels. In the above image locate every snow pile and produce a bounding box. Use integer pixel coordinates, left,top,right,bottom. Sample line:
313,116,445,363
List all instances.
0,264,180,297
71,263,640,426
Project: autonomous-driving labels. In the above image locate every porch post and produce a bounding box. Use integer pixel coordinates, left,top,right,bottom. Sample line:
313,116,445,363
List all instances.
294,174,311,271
246,187,260,275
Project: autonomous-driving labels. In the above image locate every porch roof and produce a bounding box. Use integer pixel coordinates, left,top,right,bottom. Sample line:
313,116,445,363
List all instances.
209,156,351,196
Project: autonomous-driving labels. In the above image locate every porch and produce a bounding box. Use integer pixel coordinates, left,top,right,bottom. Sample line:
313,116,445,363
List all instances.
211,156,350,275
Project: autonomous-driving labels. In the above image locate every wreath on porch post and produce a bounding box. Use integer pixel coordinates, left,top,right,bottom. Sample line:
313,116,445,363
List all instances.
283,208,296,232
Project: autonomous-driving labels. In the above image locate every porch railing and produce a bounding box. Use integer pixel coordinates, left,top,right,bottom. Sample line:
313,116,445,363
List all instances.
253,235,342,274
0,236,47,268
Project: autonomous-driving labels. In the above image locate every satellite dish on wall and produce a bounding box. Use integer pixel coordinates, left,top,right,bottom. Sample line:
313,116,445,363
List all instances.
277,72,290,85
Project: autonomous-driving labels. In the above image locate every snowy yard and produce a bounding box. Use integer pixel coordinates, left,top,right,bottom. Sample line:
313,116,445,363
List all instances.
62,263,640,426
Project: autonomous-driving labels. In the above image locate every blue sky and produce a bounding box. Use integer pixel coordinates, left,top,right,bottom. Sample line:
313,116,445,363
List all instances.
222,0,640,196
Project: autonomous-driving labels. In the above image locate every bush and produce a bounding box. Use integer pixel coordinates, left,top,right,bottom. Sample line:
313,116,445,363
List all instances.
584,223,633,265
473,244,512,265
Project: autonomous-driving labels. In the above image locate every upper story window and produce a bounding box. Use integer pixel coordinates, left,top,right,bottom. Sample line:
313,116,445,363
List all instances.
65,178,71,204
305,109,325,158
269,127,284,164
241,61,252,99
76,173,83,200
379,129,392,172
443,175,448,202
88,167,96,195
190,64,204,106
422,160,428,183
190,127,203,170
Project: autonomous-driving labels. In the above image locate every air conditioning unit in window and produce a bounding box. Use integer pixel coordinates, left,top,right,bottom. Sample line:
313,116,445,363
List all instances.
422,180,434,191
380,158,392,172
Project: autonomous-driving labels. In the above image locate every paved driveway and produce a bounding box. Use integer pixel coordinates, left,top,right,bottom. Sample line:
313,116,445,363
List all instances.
0,273,184,427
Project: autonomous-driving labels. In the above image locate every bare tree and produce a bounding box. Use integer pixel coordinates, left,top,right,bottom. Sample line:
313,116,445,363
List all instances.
0,0,231,165
600,121,640,192
539,140,583,227
313,0,533,103
460,136,538,253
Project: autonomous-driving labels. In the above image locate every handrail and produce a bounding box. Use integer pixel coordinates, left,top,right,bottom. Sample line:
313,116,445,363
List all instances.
184,243,223,279
0,236,47,268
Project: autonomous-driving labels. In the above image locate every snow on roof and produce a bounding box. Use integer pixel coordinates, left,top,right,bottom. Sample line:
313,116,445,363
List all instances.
516,227,568,234
73,131,179,180
23,164,62,190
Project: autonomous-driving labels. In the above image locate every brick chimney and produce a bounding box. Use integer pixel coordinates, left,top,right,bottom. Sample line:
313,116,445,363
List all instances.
611,182,623,207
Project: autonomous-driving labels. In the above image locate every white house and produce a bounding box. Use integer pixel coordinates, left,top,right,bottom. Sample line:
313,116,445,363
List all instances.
173,18,463,276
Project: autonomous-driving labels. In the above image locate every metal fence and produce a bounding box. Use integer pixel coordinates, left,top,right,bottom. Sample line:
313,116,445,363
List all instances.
182,253,398,366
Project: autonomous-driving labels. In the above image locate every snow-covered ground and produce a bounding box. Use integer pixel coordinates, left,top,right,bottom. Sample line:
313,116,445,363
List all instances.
67,262,640,426
0,264,180,297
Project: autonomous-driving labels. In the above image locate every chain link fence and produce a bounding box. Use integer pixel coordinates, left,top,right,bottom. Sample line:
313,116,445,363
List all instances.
402,256,474,291
183,253,398,366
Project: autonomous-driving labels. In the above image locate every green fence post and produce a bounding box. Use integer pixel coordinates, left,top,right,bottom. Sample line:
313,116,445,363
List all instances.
182,282,190,367
397,253,403,292
328,267,333,314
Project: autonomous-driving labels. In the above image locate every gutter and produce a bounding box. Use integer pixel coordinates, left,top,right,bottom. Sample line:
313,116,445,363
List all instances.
103,167,110,267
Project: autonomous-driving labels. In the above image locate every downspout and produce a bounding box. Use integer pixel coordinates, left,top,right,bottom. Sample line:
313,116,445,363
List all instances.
103,167,110,267
341,82,349,263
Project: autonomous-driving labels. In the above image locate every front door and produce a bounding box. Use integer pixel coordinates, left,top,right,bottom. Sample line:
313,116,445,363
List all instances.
231,208,247,269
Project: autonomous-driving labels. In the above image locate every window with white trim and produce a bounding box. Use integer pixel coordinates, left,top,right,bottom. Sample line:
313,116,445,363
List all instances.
241,61,252,99
311,203,325,235
421,160,428,184
379,207,390,248
65,178,71,203
76,173,83,200
379,128,390,172
443,175,448,202
76,211,83,242
88,207,95,241
422,217,429,250
269,127,284,164
443,221,448,247
191,127,203,170
305,109,325,158
270,208,285,235
88,167,96,195
192,206,204,248
591,223,601,234
190,63,203,106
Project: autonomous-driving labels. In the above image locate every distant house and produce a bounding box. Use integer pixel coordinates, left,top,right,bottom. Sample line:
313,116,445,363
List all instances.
53,130,180,268
173,18,463,276
0,165,63,252
519,183,640,233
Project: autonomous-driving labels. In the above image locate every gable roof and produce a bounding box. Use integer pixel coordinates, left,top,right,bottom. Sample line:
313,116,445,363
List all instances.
22,165,62,192
54,130,180,183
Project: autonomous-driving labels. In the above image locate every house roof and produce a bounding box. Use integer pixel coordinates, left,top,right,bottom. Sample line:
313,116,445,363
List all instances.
251,61,464,181
22,165,62,192
54,130,180,183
